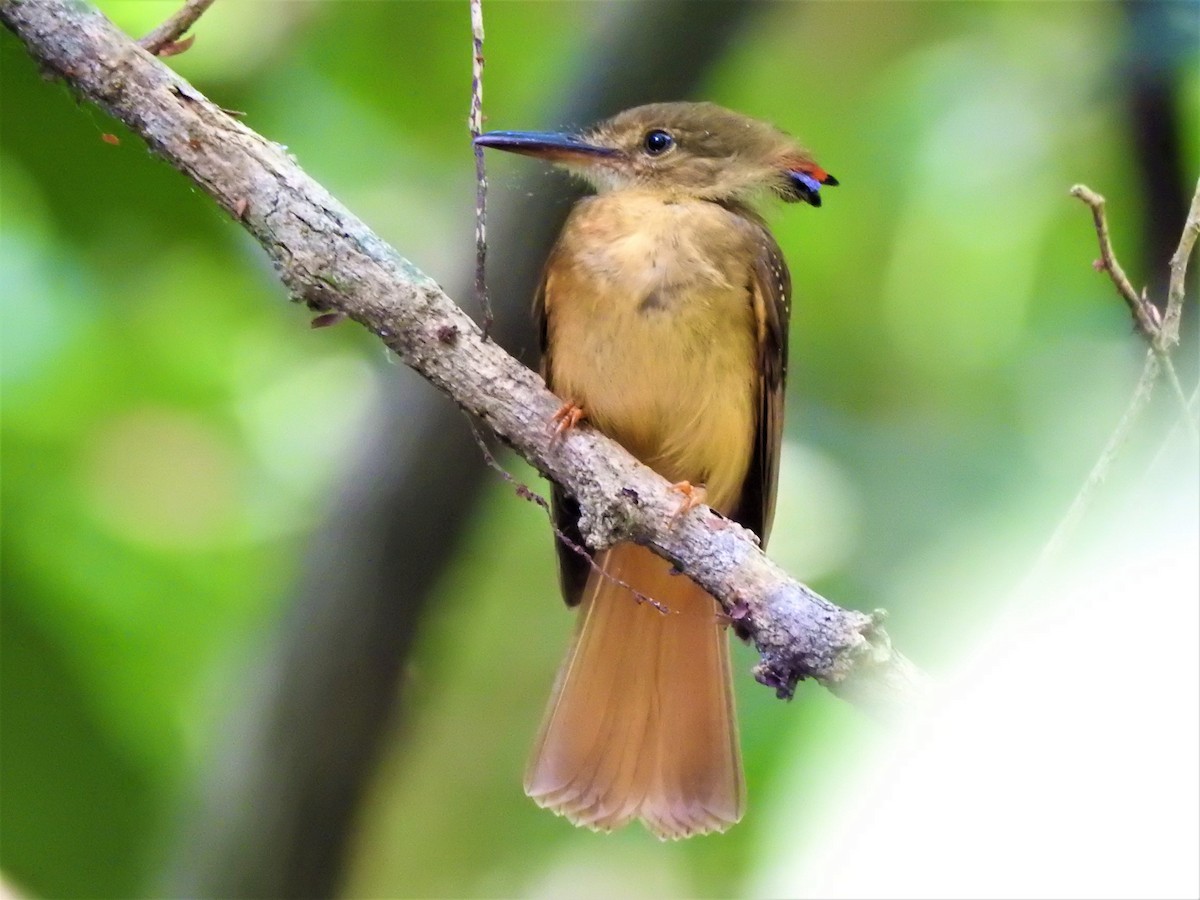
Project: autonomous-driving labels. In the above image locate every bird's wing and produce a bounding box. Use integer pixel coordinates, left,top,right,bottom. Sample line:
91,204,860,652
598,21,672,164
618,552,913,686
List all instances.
536,218,791,604
732,225,791,546
536,251,593,608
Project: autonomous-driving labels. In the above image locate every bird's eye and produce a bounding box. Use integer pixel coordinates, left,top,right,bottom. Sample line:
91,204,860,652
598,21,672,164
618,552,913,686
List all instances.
643,129,675,156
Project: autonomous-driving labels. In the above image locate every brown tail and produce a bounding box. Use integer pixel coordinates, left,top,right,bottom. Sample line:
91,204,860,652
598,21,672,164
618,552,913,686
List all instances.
525,543,744,839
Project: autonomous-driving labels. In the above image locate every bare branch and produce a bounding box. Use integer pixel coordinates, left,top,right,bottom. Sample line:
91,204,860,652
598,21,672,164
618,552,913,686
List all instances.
1070,184,1161,337
1147,385,1200,480
1070,183,1197,438
1162,177,1200,349
0,0,929,715
1031,348,1160,582
1160,352,1196,434
138,0,215,56
1035,180,1200,577
1157,177,1198,425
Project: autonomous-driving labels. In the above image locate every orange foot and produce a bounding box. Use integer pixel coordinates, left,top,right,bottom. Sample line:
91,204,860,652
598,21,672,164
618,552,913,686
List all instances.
668,481,707,525
550,402,586,440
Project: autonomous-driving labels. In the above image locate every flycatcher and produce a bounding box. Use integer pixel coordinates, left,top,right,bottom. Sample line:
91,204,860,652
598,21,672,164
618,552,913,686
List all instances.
476,101,835,839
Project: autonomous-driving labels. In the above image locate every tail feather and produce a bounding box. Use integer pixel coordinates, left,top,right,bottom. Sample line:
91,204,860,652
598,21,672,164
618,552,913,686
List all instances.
525,544,744,839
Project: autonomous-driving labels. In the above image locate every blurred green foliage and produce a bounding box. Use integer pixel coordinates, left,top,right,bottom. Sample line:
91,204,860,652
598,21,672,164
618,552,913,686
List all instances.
1,1,1196,898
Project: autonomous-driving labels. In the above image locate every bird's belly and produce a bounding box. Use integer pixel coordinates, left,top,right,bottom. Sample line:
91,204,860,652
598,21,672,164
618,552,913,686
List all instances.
549,283,757,514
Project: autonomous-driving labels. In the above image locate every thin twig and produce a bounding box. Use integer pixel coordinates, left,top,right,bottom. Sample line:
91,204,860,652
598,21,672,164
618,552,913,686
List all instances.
1160,177,1200,349
1070,184,1161,337
139,0,215,56
469,0,493,339
1161,357,1196,435
1157,178,1200,438
1031,350,1160,582
1070,183,1196,439
465,418,668,614
1036,179,1200,578
1146,385,1200,482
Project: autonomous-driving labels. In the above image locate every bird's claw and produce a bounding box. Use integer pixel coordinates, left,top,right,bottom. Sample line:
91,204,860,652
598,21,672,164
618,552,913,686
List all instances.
668,481,707,525
550,402,586,441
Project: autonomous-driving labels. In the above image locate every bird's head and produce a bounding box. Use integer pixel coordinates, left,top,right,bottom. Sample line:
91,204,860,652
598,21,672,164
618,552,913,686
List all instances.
474,101,837,206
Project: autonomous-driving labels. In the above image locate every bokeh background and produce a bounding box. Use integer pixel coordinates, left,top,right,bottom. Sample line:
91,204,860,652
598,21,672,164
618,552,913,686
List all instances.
2,1,1197,898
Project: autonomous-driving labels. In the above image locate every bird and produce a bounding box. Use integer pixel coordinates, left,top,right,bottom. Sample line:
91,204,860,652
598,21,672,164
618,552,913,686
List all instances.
475,101,835,840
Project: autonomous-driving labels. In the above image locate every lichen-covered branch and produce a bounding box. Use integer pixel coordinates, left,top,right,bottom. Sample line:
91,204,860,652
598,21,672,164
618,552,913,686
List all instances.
0,0,929,714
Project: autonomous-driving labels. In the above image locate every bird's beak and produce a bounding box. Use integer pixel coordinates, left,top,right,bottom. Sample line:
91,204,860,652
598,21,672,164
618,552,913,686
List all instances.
473,130,620,164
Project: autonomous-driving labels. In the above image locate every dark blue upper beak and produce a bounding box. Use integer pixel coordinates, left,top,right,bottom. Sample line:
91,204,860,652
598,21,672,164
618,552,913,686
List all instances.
473,131,619,162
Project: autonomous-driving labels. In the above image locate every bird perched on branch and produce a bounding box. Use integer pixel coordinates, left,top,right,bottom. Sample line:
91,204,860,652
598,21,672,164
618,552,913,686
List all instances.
476,101,835,839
